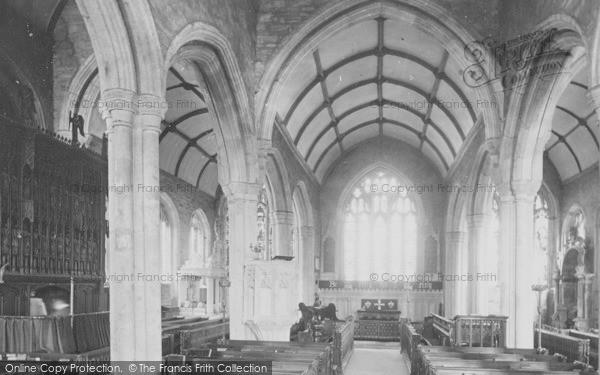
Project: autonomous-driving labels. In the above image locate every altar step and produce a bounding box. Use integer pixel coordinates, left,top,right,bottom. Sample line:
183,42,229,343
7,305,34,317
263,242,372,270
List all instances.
354,340,400,349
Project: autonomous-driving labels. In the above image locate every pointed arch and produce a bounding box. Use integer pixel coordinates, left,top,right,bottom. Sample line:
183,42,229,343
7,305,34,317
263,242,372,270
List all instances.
165,23,257,187
256,0,503,149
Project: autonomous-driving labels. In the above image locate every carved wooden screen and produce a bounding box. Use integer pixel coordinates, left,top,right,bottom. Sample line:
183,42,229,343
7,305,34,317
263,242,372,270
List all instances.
0,119,107,315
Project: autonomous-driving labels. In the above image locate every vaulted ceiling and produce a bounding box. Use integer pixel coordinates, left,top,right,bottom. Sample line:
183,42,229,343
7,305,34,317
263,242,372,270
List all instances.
546,68,599,181
159,63,219,196
274,17,480,181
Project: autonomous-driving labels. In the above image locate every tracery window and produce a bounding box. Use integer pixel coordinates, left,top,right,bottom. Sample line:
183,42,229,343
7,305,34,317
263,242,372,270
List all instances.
342,170,418,281
190,211,209,263
533,192,549,284
160,204,172,280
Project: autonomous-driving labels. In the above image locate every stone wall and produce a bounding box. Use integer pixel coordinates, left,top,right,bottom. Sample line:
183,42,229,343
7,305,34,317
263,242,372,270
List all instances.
148,0,258,106
0,3,53,129
52,0,94,129
160,171,217,269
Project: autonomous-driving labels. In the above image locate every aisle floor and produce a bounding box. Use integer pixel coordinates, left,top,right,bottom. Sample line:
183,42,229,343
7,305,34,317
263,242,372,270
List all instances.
344,342,409,375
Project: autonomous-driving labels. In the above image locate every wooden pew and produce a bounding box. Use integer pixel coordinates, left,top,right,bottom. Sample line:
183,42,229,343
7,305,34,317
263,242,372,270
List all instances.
534,327,589,364
168,339,335,375
400,319,422,362
568,330,598,367
410,345,594,375
162,317,228,355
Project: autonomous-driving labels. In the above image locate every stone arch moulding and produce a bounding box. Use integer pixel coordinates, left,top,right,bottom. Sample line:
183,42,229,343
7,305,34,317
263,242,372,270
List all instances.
499,15,588,186
57,55,100,137
165,22,257,187
265,148,292,213
293,181,315,228
256,0,504,147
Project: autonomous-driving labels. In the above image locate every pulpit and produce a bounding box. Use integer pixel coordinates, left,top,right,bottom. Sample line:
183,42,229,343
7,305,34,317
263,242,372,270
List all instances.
242,259,299,341
354,299,401,341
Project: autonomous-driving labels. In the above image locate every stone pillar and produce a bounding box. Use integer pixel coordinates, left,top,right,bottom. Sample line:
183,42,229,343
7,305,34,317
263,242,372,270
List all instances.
445,231,466,318
587,86,600,334
300,225,315,303
497,181,538,348
467,214,489,315
222,182,261,340
102,90,164,360
271,210,294,257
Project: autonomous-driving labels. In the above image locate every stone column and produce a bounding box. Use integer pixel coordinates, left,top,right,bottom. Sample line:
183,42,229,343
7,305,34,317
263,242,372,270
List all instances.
300,225,315,303
467,214,489,315
497,181,537,348
102,90,164,360
271,210,294,257
445,231,466,318
587,86,600,336
222,182,261,340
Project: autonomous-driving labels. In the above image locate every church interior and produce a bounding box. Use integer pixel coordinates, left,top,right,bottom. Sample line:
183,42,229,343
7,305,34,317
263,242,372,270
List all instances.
1,0,600,373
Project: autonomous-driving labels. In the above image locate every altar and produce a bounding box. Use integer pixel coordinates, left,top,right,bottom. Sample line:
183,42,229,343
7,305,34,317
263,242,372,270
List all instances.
354,299,402,340
317,280,443,322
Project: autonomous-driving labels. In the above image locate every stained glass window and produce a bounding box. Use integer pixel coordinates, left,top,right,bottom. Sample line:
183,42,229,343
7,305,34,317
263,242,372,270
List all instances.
342,169,418,280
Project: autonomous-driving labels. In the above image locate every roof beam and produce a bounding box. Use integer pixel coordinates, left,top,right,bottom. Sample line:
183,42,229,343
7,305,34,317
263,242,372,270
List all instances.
174,129,215,177
169,67,206,102
159,108,209,141
313,50,344,154
196,159,216,189
294,76,465,147
284,47,477,128
420,50,449,150
312,118,449,174
304,98,457,162
555,106,599,149
547,130,582,173
376,17,385,136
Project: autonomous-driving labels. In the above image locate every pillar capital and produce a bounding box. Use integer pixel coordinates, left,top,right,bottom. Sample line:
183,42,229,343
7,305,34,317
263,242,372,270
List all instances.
222,181,262,201
446,230,466,243
271,210,294,224
136,93,167,132
511,179,539,202
466,213,490,229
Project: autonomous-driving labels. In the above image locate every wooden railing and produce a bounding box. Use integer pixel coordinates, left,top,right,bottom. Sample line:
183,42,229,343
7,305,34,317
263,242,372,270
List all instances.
400,319,422,363
430,314,453,346
332,316,354,374
535,327,590,364
453,315,507,348
179,320,229,352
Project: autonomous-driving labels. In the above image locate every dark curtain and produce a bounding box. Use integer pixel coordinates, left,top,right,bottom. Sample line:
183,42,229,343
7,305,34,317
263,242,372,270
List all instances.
73,312,109,353
0,316,76,353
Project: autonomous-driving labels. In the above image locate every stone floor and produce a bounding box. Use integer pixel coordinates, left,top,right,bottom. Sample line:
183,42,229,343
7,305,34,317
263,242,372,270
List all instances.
345,341,409,375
